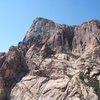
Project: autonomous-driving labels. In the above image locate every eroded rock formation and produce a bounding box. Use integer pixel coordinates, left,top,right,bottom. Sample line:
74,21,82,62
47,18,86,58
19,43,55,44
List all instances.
0,17,100,100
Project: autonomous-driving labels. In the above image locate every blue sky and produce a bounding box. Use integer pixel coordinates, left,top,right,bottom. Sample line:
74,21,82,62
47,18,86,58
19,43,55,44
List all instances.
0,0,100,52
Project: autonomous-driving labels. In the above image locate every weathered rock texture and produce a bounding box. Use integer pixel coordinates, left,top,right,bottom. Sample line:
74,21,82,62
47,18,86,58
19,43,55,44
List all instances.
0,17,100,100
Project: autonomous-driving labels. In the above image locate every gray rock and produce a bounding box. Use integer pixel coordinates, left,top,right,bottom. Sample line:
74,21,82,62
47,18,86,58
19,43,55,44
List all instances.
1,18,100,100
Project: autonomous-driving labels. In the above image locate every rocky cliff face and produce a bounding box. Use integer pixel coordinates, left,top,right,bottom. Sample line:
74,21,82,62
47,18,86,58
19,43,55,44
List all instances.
0,17,100,100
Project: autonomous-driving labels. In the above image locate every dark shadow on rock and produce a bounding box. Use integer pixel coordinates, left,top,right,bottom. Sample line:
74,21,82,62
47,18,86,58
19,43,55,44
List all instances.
0,46,29,100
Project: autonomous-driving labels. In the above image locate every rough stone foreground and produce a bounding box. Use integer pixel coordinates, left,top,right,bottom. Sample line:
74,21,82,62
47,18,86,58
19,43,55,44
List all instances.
0,17,100,100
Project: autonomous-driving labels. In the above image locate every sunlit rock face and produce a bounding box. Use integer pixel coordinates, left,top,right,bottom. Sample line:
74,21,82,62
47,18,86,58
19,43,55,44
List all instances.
0,17,100,100
19,18,100,55
24,17,56,40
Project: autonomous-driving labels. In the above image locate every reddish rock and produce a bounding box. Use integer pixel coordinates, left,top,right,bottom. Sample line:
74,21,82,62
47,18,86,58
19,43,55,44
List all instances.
0,18,100,100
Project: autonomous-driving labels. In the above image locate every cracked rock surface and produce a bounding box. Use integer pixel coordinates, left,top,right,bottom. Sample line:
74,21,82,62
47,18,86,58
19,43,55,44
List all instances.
0,17,100,100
